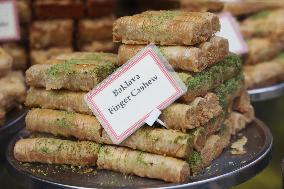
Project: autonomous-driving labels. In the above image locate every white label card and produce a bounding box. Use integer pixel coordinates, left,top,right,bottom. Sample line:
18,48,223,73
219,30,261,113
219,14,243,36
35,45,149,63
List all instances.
85,45,187,144
217,12,248,55
0,0,20,41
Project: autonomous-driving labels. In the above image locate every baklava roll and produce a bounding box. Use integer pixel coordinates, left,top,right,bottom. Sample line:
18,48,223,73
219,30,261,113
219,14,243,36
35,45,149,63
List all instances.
26,61,116,91
240,9,284,40
25,88,91,115
101,127,192,159
189,123,231,174
97,145,190,183
26,108,193,159
244,56,284,89
14,138,100,166
179,54,242,103
25,88,223,130
113,11,220,45
161,93,222,131
26,108,102,142
117,36,229,72
245,38,284,65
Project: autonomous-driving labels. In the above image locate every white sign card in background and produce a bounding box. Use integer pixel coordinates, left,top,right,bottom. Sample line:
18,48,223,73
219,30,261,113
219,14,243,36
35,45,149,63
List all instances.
216,12,248,55
0,0,20,41
85,45,187,144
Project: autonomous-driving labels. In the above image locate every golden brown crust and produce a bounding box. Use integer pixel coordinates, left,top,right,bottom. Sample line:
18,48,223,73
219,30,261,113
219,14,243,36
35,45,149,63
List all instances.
25,88,91,115
160,93,222,131
117,36,228,72
102,126,193,159
113,11,220,45
25,58,116,91
14,138,100,166
244,58,284,89
245,38,284,65
97,145,190,183
26,108,103,142
240,9,284,40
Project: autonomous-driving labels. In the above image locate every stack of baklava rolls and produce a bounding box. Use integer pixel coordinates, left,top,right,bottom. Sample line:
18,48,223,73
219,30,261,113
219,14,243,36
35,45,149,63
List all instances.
14,11,254,183
0,47,26,125
240,9,284,89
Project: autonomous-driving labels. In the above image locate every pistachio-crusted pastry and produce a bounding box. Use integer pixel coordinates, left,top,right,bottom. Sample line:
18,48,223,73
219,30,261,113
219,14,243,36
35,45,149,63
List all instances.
240,9,284,40
25,88,91,115
26,108,103,142
14,138,100,166
245,38,284,65
189,122,231,174
113,10,220,45
26,108,193,158
244,55,284,89
214,74,245,109
0,47,13,77
179,54,242,103
25,88,222,130
117,36,228,72
97,145,190,183
25,60,116,91
233,91,255,123
30,47,73,65
161,93,222,131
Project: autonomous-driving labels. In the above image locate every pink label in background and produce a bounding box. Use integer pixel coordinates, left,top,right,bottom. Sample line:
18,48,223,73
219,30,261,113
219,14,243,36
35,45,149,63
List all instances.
0,0,20,42
217,12,248,55
84,45,186,144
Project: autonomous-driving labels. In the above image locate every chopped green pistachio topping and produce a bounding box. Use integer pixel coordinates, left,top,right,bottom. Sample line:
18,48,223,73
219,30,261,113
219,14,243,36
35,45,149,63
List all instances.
136,152,148,165
39,146,50,153
215,74,244,108
219,124,227,135
47,54,116,78
186,54,242,90
188,151,202,169
276,53,284,61
251,10,270,20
